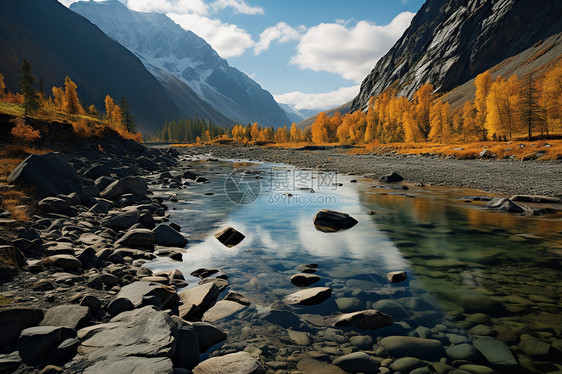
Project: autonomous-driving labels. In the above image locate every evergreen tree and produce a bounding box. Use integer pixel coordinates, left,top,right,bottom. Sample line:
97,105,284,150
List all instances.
120,97,135,132
19,60,40,115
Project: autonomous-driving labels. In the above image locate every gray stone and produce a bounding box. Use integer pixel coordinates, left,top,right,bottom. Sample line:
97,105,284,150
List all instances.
284,287,332,305
519,334,550,356
38,197,71,213
458,364,495,374
335,297,363,312
0,351,22,373
171,317,199,370
214,227,245,247
107,298,134,317
191,322,227,353
83,356,173,374
199,277,229,292
297,357,345,374
0,307,44,350
446,343,481,361
8,152,82,198
510,195,561,204
380,172,404,183
18,326,77,364
179,283,220,320
117,281,180,309
154,224,188,247
44,255,82,270
313,209,358,232
288,330,311,345
115,228,155,249
192,352,265,374
102,211,140,231
291,273,320,287
100,176,148,200
40,305,91,329
80,295,102,312
389,357,425,372
333,310,393,330
202,301,246,322
78,306,175,361
387,271,407,283
349,335,374,349
332,352,379,373
380,336,444,361
473,337,517,366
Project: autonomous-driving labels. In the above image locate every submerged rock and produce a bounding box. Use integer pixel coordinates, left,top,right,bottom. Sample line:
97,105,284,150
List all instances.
387,271,407,283
379,336,444,361
192,351,264,374
333,309,393,330
290,273,320,287
284,287,332,306
473,337,518,366
313,209,358,232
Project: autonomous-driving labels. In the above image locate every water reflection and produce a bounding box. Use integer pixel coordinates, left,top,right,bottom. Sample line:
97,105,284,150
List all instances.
148,158,562,372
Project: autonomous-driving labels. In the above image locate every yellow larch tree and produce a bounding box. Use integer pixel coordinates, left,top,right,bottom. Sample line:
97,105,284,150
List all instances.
52,86,65,110
274,126,288,143
413,83,434,140
250,122,260,142
290,123,299,143
311,112,329,144
474,70,492,139
63,76,83,114
540,63,562,136
428,101,451,143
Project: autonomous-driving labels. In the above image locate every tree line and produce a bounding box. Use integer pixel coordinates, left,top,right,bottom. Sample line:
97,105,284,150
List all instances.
152,118,226,143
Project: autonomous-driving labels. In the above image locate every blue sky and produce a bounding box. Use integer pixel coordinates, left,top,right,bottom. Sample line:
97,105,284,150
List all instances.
60,0,424,110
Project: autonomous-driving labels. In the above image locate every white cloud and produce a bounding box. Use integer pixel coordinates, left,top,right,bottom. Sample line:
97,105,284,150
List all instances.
274,85,360,111
212,0,263,15
291,12,415,83
169,13,254,57
254,22,303,55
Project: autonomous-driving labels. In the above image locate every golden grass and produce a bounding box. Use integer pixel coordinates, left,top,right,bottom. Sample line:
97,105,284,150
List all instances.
346,139,562,160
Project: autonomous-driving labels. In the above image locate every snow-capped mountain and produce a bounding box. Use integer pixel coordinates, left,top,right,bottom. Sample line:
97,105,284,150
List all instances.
277,104,321,124
71,0,290,127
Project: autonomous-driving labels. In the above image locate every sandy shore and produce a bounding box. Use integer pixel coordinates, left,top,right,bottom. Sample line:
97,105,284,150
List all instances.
180,145,562,198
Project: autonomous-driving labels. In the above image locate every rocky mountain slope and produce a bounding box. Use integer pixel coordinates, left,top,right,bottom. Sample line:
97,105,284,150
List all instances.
0,0,188,134
352,0,562,111
71,0,291,128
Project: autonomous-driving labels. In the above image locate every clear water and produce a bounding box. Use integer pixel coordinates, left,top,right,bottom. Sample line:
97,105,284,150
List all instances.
148,157,562,372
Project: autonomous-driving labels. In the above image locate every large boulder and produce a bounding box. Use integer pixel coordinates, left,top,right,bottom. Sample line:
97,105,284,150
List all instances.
290,273,320,287
192,352,264,374
332,352,380,373
284,287,332,306
171,316,199,370
202,301,247,323
100,177,148,200
83,356,173,374
18,326,77,364
8,152,82,198
115,228,155,249
214,227,245,247
191,322,227,353
0,307,44,350
102,211,140,231
77,307,175,365
44,254,82,271
38,197,72,213
473,337,518,367
40,305,91,330
313,209,358,232
333,310,394,330
116,281,180,309
153,224,188,247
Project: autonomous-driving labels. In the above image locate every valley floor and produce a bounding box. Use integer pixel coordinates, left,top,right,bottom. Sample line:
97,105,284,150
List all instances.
179,145,562,198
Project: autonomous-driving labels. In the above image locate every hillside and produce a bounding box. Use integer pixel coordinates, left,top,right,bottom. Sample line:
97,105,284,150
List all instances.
352,0,562,111
0,0,193,134
71,0,291,128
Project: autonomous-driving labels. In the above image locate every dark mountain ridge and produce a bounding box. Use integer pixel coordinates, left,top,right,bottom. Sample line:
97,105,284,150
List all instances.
352,0,562,111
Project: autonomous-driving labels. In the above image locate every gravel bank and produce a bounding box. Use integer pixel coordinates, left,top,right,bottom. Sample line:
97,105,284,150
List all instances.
183,145,562,198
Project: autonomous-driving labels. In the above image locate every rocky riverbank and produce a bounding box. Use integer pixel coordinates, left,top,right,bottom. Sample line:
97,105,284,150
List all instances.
181,145,562,198
1,140,560,374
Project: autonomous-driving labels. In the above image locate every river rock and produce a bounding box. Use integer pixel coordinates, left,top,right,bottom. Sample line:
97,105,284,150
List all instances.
83,356,173,374
446,343,481,361
44,255,82,270
389,357,425,372
291,273,320,287
107,298,134,317
193,351,264,374
40,305,91,330
116,281,180,309
510,195,561,204
214,227,245,247
284,287,332,305
202,300,246,322
102,211,140,231
191,268,219,278
224,292,251,306
171,316,199,370
115,228,155,249
0,351,22,373
332,352,379,373
0,307,44,350
313,209,358,232
380,172,404,183
8,152,83,198
349,335,374,349
519,334,550,356
154,269,185,280
179,283,220,320
18,326,77,364
333,309,393,329
458,364,495,374
100,176,148,200
199,277,229,292
288,330,311,345
380,336,444,361
297,357,345,374
77,306,175,362
335,297,363,312
191,322,227,352
153,224,188,247
38,197,72,213
387,271,407,283
472,337,517,366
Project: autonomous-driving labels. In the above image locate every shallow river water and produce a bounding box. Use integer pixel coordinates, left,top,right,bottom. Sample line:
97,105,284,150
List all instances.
148,156,562,373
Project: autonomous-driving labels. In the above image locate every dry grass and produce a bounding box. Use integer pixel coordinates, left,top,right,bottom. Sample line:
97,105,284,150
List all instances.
347,139,562,160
